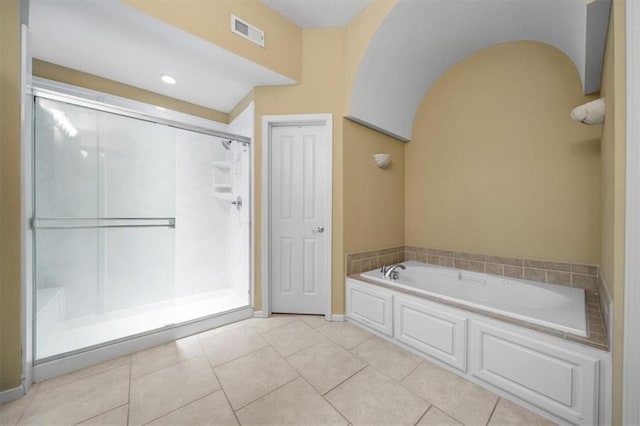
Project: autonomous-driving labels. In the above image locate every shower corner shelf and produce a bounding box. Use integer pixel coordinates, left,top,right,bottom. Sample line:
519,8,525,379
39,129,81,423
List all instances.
213,161,233,173
213,184,233,201
213,193,235,201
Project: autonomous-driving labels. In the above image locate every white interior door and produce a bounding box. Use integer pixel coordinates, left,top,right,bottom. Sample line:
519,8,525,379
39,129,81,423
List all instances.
270,124,329,314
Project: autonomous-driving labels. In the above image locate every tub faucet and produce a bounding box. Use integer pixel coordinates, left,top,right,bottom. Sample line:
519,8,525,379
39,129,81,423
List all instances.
383,263,406,280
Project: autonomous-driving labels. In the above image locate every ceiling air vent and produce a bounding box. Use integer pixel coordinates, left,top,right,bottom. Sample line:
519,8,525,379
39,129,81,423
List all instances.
231,15,265,48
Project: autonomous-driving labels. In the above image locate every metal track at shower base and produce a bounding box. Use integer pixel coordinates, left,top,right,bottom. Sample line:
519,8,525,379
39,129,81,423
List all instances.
32,306,253,382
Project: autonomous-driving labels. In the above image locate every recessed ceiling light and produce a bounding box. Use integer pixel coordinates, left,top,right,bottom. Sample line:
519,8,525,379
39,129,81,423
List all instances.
161,74,176,85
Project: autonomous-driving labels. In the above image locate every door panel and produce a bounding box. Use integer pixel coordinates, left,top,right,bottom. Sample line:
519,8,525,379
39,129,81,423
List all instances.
271,125,328,314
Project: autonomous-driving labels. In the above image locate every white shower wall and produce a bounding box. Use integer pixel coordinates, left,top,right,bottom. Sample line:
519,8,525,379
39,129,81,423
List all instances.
226,102,254,302
175,129,230,297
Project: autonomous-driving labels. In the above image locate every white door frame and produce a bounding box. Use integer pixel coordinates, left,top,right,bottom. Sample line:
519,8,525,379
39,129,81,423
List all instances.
261,114,333,320
623,1,640,424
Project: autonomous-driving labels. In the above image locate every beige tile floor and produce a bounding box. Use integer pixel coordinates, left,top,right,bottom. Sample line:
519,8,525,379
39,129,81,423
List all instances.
0,315,556,426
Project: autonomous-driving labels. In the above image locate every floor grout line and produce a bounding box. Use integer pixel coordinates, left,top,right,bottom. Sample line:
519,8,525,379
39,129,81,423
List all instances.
131,338,225,425
196,321,251,342
70,403,129,426
128,352,206,382
126,360,132,426
316,325,377,352
19,362,132,426
428,403,466,425
272,330,365,400
199,338,242,426
12,389,35,425
249,316,300,336
310,377,353,425
414,403,433,426
216,386,242,425
485,396,501,426
231,373,300,413
320,363,368,397
215,315,304,414
135,342,224,426
209,344,270,370
31,356,131,395
138,391,218,426
260,320,326,359
398,359,424,383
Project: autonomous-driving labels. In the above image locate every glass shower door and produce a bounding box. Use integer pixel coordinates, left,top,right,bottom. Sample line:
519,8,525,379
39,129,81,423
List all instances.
33,97,176,361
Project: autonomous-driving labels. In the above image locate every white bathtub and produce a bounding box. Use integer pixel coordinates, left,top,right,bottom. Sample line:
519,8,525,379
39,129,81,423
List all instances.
360,260,587,337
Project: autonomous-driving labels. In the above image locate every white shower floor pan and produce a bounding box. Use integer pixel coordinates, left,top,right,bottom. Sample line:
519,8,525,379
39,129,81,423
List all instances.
35,288,248,360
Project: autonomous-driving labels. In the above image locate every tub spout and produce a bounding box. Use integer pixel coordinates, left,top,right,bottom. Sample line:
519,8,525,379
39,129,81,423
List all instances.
384,263,406,280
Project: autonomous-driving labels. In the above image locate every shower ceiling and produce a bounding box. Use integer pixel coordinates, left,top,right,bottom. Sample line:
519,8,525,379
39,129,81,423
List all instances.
29,0,294,114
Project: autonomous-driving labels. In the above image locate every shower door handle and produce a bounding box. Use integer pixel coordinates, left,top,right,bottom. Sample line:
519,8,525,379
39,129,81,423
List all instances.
31,217,176,229
312,226,324,233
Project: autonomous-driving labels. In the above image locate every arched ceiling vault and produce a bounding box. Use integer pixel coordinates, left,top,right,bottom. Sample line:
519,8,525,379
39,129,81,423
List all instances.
347,0,611,142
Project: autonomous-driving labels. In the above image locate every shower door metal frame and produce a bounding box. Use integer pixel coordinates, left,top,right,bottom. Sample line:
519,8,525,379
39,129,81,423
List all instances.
26,78,254,379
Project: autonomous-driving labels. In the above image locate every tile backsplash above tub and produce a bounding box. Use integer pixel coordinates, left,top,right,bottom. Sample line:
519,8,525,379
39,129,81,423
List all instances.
345,246,405,276
346,246,599,291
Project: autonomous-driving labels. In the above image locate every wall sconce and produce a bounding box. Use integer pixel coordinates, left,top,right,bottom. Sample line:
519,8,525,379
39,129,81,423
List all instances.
373,153,391,169
570,97,605,124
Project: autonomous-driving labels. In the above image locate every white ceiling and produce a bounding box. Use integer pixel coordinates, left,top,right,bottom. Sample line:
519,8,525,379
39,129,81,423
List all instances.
261,0,372,28
29,0,295,115
348,0,611,141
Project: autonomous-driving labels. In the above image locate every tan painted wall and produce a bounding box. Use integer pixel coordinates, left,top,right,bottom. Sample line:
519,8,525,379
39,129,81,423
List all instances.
600,1,626,424
124,0,302,82
33,60,229,123
343,119,404,254
251,2,401,314
0,0,23,391
405,41,602,265
252,28,345,313
229,89,255,123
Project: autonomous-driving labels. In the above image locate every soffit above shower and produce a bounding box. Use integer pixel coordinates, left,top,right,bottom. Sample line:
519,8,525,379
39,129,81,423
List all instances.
261,0,372,28
29,0,295,114
348,0,611,142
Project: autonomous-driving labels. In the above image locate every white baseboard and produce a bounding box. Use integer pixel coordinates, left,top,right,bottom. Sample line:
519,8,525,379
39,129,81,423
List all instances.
0,385,24,405
253,311,268,318
330,314,345,322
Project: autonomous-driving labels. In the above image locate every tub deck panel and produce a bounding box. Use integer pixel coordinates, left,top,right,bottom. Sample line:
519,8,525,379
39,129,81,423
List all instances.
470,321,599,426
346,279,393,336
394,295,467,372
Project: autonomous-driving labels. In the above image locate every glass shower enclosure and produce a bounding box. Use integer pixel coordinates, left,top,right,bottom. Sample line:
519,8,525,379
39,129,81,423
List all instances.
32,95,251,361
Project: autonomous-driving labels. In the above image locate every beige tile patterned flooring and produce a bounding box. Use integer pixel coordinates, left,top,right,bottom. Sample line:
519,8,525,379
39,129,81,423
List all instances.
0,316,556,426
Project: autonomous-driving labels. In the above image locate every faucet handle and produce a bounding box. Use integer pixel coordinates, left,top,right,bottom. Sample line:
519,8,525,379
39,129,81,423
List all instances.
380,264,387,274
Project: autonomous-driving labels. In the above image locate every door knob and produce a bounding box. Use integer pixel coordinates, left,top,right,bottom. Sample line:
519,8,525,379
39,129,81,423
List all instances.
313,226,325,233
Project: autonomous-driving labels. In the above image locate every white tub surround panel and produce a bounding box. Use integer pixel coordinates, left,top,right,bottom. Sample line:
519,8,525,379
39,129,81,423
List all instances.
470,322,599,425
346,280,393,337
394,296,467,372
346,276,612,425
